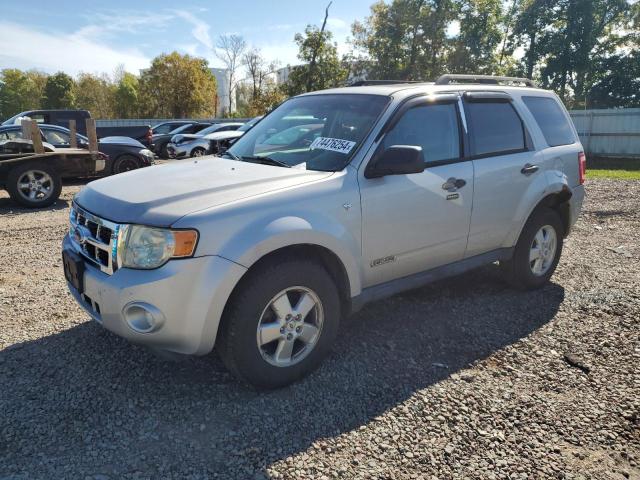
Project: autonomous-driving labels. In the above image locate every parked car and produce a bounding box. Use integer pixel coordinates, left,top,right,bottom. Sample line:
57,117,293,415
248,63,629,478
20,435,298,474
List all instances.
151,122,212,159
62,75,585,388
2,110,153,147
1,138,106,207
0,124,154,175
151,121,194,135
167,117,262,159
167,122,244,158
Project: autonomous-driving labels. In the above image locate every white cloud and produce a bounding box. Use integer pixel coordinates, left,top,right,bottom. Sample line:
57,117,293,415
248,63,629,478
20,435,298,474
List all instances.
0,21,150,75
174,11,213,51
327,18,348,31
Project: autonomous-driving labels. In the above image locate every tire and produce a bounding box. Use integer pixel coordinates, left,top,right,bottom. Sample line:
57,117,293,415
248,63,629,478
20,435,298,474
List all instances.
159,143,169,159
7,162,62,208
112,155,141,175
500,208,564,290
217,257,341,389
191,147,207,158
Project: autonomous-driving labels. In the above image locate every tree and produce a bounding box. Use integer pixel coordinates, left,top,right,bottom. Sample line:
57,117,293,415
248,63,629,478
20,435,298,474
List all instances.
139,52,217,118
351,0,458,81
284,25,347,95
42,72,75,109
0,69,48,119
216,34,247,114
75,73,116,119
114,72,139,118
447,0,505,75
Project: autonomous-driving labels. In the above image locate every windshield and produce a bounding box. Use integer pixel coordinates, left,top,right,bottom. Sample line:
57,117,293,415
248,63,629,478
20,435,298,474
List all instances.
227,94,389,171
238,116,262,132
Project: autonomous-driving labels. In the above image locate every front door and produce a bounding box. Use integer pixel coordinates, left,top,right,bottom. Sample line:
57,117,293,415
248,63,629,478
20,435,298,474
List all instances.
359,96,474,287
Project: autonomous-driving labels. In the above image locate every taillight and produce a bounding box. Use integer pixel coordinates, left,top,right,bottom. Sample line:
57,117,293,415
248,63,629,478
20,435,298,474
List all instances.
146,128,152,143
578,152,586,185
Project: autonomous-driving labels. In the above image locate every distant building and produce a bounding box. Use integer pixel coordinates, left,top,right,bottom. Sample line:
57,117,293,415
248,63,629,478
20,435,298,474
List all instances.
210,67,233,115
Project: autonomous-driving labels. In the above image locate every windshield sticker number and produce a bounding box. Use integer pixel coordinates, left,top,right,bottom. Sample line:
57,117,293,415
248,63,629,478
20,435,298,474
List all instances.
310,137,356,155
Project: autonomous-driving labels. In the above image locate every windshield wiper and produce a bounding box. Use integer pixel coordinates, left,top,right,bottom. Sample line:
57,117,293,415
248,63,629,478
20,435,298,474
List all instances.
240,155,291,168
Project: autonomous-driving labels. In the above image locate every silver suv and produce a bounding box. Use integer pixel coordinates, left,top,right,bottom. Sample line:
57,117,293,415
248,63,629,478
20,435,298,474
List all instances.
62,75,586,388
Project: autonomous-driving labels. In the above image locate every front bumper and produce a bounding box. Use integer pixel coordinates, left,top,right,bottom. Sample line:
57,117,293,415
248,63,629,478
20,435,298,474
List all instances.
63,235,246,355
167,143,190,159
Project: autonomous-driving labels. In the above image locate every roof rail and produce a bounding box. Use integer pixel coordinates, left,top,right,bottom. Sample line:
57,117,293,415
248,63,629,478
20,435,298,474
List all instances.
349,80,425,87
435,74,537,88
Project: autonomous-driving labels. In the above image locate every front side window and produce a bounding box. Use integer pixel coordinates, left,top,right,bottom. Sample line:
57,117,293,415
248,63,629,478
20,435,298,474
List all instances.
0,129,23,141
382,103,460,163
227,94,390,171
522,96,576,147
466,101,526,156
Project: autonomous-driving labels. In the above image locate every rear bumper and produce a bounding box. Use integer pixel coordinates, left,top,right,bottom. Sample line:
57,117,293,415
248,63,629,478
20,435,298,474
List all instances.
63,235,246,355
568,184,585,234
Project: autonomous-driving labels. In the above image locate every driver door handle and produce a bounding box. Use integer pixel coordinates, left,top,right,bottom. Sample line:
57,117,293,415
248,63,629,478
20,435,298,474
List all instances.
442,177,467,192
521,163,539,175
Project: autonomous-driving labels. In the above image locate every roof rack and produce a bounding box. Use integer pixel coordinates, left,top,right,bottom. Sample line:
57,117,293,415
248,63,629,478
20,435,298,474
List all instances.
435,74,537,88
349,80,425,87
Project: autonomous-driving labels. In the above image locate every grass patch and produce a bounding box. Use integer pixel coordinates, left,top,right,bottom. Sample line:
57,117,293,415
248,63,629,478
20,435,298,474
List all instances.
587,169,640,180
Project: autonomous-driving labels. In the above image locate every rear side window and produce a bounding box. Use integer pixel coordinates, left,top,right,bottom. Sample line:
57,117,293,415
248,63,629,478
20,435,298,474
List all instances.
522,96,576,147
466,101,525,156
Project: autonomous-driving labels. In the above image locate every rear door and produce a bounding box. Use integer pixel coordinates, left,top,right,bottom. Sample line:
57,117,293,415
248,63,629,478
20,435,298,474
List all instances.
360,94,474,286
463,92,546,257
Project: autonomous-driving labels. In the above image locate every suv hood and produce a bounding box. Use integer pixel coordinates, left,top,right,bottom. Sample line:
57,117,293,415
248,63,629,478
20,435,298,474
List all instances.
204,130,244,141
75,157,332,226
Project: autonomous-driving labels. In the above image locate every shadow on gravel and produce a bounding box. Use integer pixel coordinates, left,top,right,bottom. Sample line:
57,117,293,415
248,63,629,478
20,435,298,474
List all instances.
0,265,564,478
0,196,70,213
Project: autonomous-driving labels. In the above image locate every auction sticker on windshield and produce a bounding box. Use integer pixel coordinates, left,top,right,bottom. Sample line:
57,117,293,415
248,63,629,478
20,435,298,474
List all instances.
310,137,356,155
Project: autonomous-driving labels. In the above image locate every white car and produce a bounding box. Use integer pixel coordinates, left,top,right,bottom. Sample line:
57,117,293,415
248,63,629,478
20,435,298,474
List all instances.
62,75,585,388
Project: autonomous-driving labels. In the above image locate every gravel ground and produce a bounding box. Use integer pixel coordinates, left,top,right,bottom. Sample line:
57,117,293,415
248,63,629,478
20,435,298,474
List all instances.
0,179,638,480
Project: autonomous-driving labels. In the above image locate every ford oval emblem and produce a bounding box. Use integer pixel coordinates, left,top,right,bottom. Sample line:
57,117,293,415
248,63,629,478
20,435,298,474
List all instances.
73,225,91,246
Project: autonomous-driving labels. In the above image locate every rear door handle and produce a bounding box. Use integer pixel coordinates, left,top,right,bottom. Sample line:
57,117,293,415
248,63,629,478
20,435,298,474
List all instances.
521,164,539,175
442,178,467,192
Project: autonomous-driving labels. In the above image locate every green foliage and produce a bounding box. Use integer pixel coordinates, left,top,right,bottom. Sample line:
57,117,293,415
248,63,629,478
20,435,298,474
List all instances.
284,25,348,95
448,0,505,74
351,0,458,80
42,72,76,109
139,52,218,118
75,73,116,118
0,69,47,119
114,72,139,118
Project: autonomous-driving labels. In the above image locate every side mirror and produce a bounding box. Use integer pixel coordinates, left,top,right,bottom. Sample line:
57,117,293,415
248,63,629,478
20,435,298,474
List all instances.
365,145,425,179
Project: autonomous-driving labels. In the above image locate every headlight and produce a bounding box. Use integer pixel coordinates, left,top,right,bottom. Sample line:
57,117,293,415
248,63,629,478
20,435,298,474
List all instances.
140,149,154,158
117,225,198,269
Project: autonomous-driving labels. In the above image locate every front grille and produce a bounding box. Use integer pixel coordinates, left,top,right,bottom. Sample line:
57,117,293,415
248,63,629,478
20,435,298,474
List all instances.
69,204,120,275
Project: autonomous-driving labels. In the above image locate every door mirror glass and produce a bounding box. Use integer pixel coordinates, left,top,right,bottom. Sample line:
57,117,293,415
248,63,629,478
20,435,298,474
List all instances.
365,145,425,179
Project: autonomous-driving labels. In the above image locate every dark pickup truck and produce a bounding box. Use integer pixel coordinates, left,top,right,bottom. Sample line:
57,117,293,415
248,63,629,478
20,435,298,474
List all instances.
2,110,153,147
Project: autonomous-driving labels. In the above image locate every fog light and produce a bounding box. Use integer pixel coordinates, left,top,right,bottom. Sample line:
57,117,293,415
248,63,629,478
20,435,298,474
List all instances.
122,302,165,333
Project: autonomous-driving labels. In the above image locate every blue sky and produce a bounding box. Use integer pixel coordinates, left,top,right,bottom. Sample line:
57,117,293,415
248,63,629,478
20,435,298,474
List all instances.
0,0,376,77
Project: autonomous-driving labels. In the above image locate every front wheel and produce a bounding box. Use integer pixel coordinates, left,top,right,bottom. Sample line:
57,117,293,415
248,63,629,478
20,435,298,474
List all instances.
112,155,141,175
500,208,564,290
191,147,207,157
7,162,62,208
217,258,340,389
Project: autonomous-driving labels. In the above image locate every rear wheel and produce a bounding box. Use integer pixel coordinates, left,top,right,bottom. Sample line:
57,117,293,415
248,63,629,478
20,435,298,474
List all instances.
112,155,141,175
191,147,207,157
7,162,61,208
217,258,340,389
500,208,564,290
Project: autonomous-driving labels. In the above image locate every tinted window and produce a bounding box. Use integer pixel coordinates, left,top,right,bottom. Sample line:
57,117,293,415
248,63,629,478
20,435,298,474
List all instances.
383,103,460,163
466,102,525,156
0,129,23,141
522,96,575,147
153,123,175,134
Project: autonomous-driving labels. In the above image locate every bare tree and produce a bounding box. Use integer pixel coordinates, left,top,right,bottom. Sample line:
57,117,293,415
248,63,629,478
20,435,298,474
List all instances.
215,34,247,114
243,48,280,102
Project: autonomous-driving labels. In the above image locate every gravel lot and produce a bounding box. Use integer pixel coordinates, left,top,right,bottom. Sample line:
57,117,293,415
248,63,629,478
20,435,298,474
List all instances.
0,178,638,479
